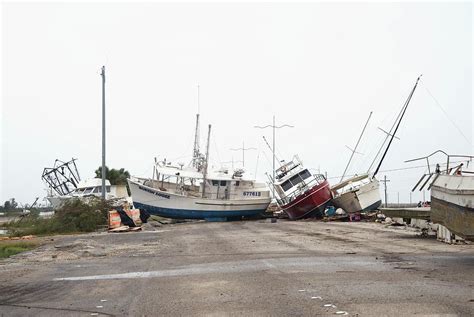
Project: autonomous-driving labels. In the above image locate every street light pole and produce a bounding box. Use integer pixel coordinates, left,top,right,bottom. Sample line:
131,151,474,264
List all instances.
254,115,294,199
100,66,106,200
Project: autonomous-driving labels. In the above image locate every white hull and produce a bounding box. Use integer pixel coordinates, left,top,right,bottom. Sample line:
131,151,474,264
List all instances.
331,178,382,213
430,174,474,240
129,179,271,220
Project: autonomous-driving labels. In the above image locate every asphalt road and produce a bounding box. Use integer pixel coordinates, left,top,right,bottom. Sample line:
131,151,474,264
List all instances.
0,220,473,316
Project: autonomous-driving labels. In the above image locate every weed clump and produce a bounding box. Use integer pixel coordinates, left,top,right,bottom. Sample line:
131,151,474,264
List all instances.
0,241,38,258
4,198,112,236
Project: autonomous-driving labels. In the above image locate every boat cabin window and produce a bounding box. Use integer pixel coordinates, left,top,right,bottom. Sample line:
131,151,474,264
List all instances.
220,180,227,186
212,180,219,186
281,180,293,191
97,186,111,193
281,170,311,192
235,181,240,186
289,174,304,187
300,169,311,180
93,187,100,193
83,187,94,195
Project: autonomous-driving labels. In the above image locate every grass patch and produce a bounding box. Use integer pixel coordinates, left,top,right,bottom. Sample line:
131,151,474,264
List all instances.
0,241,38,258
4,198,112,237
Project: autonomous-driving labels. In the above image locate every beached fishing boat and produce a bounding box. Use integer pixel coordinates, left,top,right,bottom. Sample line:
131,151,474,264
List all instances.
128,116,271,221
331,76,421,213
272,156,332,220
42,159,130,209
408,151,474,241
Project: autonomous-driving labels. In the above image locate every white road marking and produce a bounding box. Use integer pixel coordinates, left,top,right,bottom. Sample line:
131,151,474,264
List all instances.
53,256,385,281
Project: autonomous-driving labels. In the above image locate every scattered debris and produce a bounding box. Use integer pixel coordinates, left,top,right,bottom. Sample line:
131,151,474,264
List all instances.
108,208,143,233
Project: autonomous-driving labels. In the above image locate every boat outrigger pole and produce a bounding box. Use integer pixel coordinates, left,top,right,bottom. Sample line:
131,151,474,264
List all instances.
192,85,201,169
202,124,211,198
340,111,372,182
373,75,422,177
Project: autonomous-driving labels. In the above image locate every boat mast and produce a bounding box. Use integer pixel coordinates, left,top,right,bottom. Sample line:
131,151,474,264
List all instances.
373,75,421,177
202,124,211,198
340,111,372,182
192,86,201,169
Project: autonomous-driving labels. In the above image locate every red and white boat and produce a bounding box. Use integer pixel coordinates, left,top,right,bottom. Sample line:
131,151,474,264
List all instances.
272,156,332,220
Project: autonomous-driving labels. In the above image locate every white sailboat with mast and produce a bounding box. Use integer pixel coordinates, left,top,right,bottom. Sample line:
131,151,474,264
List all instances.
331,111,382,213
331,76,422,213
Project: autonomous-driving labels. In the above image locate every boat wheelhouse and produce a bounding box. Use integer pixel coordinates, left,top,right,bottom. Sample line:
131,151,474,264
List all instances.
47,178,130,209
272,156,332,220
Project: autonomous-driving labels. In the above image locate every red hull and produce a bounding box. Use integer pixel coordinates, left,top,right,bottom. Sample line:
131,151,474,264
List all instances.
282,180,332,220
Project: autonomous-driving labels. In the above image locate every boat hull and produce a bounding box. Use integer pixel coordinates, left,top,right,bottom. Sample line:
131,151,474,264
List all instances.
281,180,332,220
331,179,382,213
431,175,474,241
128,180,271,221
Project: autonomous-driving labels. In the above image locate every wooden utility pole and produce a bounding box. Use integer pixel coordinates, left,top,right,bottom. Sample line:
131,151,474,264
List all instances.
380,175,390,207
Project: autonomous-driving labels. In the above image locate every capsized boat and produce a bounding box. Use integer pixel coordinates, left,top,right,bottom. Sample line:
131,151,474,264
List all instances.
331,76,421,213
42,159,130,209
272,156,332,220
408,150,474,241
128,119,271,221
331,174,381,213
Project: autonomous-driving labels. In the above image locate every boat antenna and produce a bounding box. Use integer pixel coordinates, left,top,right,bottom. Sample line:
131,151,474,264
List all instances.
202,124,211,198
192,85,201,168
373,75,421,177
340,111,372,182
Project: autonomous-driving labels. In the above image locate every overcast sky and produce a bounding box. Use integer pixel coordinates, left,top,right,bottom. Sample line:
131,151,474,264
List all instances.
1,1,472,206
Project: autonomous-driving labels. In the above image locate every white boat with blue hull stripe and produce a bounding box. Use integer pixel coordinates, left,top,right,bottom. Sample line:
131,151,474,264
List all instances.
129,176,271,221
128,116,271,221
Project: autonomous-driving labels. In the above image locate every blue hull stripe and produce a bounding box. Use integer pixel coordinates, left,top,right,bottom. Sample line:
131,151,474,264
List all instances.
134,202,267,220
